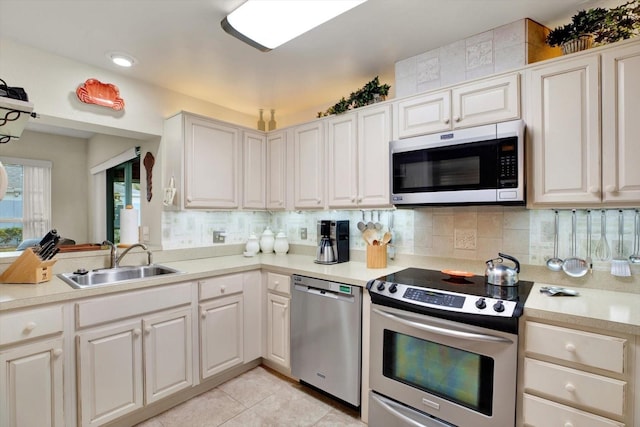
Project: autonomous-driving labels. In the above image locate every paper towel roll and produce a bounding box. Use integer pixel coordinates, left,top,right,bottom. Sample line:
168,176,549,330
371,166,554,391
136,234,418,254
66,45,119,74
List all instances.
120,206,139,245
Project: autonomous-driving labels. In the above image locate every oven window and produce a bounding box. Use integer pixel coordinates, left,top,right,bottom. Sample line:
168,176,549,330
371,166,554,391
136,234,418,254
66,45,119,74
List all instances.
382,330,494,415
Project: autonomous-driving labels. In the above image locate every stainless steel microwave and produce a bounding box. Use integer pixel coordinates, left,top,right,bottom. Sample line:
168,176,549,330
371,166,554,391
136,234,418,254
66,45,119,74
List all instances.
390,120,525,206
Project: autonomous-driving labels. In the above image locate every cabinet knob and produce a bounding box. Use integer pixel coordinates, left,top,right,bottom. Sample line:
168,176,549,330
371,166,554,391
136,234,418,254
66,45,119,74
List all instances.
133,329,141,337
564,383,576,393
24,321,37,332
605,185,617,193
274,280,280,285
443,118,450,124
201,310,207,318
187,197,192,203
145,326,152,334
588,186,599,194
454,116,461,123
278,201,283,206
53,348,63,358
565,343,576,353
220,285,226,293
316,199,321,204
351,196,356,202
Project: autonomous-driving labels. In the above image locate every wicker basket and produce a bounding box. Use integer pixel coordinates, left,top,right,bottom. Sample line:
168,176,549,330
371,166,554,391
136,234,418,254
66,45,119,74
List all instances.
561,35,594,55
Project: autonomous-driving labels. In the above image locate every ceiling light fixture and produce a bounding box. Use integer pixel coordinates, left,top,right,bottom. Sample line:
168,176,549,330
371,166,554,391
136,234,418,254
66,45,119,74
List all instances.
108,52,135,68
221,0,367,52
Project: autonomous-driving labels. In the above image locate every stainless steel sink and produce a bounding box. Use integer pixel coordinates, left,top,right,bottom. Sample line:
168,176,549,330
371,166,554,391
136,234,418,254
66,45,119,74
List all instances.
58,264,183,289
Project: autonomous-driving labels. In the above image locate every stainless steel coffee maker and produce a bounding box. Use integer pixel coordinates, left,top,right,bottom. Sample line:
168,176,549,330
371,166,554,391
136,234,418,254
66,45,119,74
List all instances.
315,220,349,264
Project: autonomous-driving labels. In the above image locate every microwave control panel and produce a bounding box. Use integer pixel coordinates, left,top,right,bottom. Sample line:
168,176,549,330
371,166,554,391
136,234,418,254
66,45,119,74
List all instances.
498,138,518,188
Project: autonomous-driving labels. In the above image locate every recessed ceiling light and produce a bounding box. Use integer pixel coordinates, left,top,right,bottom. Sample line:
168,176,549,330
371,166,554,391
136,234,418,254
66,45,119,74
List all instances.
108,52,136,67
222,0,367,52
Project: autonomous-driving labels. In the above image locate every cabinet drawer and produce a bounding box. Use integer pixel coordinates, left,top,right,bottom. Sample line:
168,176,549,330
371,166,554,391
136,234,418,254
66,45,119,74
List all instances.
524,358,626,417
0,305,63,346
524,393,625,427
199,274,244,300
267,272,290,295
76,283,192,328
525,322,626,373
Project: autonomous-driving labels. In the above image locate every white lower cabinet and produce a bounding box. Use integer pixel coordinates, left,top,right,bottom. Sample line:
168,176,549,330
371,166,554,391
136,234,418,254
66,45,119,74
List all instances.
265,272,291,369
200,294,244,379
0,337,65,427
75,283,193,427
0,304,65,427
523,320,633,426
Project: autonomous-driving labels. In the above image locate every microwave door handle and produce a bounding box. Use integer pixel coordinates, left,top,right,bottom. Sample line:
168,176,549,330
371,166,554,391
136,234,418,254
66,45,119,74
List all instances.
372,308,513,344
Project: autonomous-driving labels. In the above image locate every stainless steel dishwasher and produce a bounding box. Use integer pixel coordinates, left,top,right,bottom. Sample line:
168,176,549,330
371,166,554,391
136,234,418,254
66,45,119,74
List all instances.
291,274,362,407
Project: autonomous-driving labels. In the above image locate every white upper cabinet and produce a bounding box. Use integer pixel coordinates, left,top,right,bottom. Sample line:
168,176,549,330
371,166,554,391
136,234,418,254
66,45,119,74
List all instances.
395,73,520,139
293,121,325,209
163,112,241,209
266,130,288,210
528,39,640,207
601,42,640,204
327,104,392,208
243,130,267,209
527,55,601,206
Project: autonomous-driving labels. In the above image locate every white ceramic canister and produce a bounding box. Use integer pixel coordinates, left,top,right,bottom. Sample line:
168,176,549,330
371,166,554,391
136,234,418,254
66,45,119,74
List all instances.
259,227,275,253
274,232,289,254
245,233,260,255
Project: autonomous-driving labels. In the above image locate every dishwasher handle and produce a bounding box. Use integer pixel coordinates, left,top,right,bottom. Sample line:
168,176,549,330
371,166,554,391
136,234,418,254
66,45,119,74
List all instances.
294,284,340,299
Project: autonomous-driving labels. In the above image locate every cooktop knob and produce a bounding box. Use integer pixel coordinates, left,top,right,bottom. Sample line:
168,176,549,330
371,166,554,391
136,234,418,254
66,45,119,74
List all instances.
493,300,505,313
475,297,487,309
389,283,398,293
376,282,386,292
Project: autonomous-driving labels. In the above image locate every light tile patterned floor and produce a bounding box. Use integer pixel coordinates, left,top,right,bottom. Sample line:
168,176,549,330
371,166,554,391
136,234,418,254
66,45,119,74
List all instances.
136,366,366,427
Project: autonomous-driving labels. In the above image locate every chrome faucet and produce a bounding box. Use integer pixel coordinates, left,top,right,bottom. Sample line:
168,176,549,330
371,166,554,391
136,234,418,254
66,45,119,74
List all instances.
102,240,118,268
116,243,153,267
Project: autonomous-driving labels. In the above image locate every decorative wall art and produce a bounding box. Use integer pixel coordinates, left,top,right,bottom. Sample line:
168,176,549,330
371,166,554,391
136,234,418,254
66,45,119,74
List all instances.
76,78,125,110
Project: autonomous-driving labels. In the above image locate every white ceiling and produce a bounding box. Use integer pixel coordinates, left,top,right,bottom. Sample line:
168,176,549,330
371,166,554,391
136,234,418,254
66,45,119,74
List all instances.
0,0,623,121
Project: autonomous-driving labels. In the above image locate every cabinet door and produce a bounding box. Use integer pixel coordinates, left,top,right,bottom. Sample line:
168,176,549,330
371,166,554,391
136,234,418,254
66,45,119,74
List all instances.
184,115,240,209
451,73,520,128
77,320,143,427
396,90,451,138
327,114,358,208
293,121,324,208
143,308,193,404
243,271,262,362
602,43,640,204
0,338,64,427
266,131,287,210
358,104,392,207
527,55,601,206
200,294,244,379
243,130,267,209
266,292,290,369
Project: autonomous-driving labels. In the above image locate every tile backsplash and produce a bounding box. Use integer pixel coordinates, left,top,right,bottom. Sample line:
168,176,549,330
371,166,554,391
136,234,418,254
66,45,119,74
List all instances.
162,207,639,270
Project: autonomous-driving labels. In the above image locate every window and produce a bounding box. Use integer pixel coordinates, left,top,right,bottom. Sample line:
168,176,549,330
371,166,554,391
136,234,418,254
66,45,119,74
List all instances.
0,157,52,251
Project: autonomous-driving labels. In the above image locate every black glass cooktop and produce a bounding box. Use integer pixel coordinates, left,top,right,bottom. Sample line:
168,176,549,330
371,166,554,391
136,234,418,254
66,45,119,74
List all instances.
375,267,533,302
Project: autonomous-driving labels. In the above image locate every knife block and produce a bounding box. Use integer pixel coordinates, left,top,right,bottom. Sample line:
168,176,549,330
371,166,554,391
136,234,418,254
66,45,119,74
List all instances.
0,248,57,284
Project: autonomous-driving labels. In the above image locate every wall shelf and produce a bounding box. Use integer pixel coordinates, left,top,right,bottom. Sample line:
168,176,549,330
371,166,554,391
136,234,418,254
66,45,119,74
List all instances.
0,97,34,143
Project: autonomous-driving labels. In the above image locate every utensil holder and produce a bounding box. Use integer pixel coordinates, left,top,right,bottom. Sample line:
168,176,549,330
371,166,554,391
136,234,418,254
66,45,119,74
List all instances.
0,248,56,284
367,245,387,269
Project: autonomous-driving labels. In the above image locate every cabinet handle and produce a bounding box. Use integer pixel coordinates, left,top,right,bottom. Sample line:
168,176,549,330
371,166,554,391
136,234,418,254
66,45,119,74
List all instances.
133,328,141,337
588,186,599,194
564,383,576,393
24,321,37,332
565,343,576,353
145,326,152,334
53,348,63,358
454,116,461,123
605,185,617,193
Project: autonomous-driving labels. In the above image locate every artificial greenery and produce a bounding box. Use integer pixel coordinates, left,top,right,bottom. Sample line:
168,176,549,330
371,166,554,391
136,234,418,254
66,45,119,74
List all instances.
318,76,391,118
546,1,640,48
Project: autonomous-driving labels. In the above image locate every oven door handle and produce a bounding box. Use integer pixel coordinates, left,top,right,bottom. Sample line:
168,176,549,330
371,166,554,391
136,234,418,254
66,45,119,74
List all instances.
373,308,514,344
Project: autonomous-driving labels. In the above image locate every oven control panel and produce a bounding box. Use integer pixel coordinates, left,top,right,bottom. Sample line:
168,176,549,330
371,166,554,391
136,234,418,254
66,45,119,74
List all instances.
368,280,519,317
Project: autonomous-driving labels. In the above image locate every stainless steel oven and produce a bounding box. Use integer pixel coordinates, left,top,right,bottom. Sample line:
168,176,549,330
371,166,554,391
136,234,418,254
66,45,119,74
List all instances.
367,268,532,427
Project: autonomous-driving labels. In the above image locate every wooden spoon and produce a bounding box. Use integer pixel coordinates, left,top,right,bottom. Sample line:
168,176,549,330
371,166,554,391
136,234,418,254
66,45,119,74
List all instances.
362,228,377,246
381,232,392,246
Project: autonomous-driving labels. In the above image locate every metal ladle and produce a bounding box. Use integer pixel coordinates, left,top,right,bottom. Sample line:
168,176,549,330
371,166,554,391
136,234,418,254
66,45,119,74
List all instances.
562,209,588,277
546,210,563,271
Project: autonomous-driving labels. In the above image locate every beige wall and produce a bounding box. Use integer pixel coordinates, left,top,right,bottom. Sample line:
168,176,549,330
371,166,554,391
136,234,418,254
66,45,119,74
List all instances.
0,130,89,242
